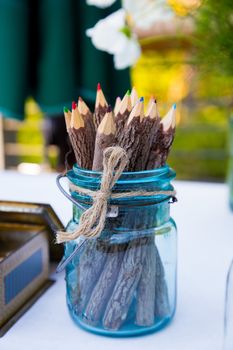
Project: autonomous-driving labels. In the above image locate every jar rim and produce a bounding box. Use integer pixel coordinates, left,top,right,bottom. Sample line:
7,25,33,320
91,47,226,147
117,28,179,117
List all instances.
72,163,174,178
69,164,176,186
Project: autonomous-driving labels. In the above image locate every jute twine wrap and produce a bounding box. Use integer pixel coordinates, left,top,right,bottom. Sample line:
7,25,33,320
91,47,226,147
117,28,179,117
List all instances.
56,146,176,243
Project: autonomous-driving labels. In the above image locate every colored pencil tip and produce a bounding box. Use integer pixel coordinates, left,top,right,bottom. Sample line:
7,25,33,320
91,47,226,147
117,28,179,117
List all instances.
126,90,130,96
97,83,101,91
78,96,83,102
150,96,157,103
173,103,176,110
107,105,112,113
64,107,69,113
72,101,77,110
139,97,144,102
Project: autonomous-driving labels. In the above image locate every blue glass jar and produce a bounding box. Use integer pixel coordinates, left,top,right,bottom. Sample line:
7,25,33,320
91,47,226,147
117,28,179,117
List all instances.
63,164,177,337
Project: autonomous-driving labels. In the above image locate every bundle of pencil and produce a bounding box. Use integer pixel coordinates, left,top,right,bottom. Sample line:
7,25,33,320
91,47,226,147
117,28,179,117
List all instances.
64,84,177,331
64,84,176,172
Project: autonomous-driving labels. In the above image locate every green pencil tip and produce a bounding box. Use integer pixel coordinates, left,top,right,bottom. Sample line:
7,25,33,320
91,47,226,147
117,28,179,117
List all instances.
64,107,69,113
126,90,130,96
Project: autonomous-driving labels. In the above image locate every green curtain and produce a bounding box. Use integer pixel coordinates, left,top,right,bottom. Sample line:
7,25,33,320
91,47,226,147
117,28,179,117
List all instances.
0,0,130,120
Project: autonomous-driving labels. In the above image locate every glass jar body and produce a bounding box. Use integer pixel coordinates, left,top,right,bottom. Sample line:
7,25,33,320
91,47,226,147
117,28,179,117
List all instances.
64,165,177,337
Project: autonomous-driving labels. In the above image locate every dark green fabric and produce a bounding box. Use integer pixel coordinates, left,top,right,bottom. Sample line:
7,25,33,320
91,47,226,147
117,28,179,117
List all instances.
0,0,130,120
37,0,77,113
0,0,29,119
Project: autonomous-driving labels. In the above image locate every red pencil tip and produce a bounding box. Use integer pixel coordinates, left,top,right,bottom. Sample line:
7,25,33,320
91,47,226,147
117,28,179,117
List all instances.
97,83,101,91
72,101,77,110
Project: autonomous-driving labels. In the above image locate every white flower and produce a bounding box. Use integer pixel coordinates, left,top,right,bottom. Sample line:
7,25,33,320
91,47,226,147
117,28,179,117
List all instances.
86,10,126,54
123,0,174,29
86,0,117,8
86,9,141,69
114,37,141,69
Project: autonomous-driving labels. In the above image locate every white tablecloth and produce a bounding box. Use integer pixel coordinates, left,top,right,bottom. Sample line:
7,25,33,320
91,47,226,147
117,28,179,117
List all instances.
0,171,233,350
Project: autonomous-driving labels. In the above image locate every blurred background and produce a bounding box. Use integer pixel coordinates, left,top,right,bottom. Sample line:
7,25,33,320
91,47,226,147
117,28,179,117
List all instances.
0,0,232,183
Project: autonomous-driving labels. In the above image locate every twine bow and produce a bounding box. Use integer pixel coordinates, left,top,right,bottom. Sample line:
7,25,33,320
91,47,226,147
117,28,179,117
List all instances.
56,146,176,244
56,146,128,243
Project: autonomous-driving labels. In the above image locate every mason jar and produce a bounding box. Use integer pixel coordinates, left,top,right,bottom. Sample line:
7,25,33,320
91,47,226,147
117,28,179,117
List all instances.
62,164,177,337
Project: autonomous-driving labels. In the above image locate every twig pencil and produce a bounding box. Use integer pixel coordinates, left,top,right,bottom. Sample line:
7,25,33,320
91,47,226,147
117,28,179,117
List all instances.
131,87,139,107
161,104,176,131
63,106,77,169
118,97,144,171
78,97,95,163
102,237,147,330
64,107,71,131
94,83,108,129
92,106,116,171
75,240,108,314
115,90,132,142
69,102,93,169
136,240,156,326
78,97,95,130
78,97,95,129
146,96,156,116
84,244,125,325
154,245,170,317
114,96,121,115
146,104,176,169
134,100,160,171
159,104,176,165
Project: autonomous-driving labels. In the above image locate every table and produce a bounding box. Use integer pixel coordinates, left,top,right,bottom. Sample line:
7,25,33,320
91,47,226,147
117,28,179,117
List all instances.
1,171,233,350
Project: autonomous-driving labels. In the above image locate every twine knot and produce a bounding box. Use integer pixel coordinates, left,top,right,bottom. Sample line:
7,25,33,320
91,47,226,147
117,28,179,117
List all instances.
93,190,110,201
56,146,128,243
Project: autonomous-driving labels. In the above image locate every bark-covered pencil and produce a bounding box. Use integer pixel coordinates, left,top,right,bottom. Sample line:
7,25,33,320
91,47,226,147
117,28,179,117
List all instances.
131,87,139,107
118,97,144,171
134,100,160,171
84,244,125,325
75,240,108,314
146,104,176,169
92,106,116,171
78,97,95,164
102,238,147,330
78,97,95,135
146,96,157,115
69,102,93,169
94,83,108,129
154,245,170,318
64,107,71,131
114,96,121,116
115,90,132,142
135,240,156,326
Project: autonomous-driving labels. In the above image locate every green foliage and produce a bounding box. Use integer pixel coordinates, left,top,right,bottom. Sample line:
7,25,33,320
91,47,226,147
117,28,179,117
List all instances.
168,104,228,181
194,0,233,76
